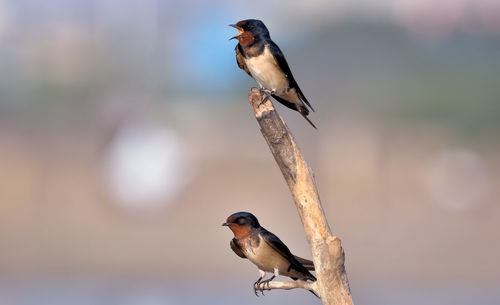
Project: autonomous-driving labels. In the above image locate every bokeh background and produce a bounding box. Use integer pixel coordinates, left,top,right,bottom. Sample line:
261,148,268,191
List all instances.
1,0,500,304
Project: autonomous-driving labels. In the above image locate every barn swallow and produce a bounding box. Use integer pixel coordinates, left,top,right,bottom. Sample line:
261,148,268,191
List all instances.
229,19,317,129
222,212,316,296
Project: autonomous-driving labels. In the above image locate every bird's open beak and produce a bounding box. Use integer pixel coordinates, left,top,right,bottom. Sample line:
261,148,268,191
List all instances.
228,24,242,40
222,222,232,226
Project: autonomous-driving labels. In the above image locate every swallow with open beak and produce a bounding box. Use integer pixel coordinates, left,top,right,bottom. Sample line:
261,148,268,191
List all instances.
229,19,317,129
222,212,316,296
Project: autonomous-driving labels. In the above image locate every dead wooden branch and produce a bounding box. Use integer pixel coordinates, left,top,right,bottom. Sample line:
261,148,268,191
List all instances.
247,88,354,305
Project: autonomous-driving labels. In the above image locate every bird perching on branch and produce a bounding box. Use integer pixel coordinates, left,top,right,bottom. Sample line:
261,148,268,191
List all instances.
223,212,317,296
230,19,317,129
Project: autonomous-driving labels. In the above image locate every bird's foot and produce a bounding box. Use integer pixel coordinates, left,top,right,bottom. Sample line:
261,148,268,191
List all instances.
253,276,263,297
259,89,275,105
254,275,275,295
261,275,276,289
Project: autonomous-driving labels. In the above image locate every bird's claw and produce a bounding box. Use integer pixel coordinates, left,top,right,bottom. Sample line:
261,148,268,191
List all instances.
253,284,259,296
253,283,265,296
253,277,263,296
259,88,275,106
254,275,275,296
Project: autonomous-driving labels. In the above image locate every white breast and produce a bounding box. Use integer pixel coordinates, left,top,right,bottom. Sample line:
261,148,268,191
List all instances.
245,45,289,94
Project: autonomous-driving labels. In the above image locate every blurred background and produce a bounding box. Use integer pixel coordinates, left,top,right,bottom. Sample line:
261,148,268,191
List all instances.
1,0,500,304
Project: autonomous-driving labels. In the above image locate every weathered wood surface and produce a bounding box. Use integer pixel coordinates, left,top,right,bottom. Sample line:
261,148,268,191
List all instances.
248,88,354,305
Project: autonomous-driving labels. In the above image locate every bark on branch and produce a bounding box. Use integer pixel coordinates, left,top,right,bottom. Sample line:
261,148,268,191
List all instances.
248,88,354,305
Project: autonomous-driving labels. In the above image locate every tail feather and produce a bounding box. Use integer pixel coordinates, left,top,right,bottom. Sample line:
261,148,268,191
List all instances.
295,85,315,112
271,94,317,129
309,289,320,298
299,109,317,129
294,255,315,271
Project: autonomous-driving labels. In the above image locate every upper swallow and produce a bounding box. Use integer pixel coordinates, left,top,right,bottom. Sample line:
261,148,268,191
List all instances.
222,212,316,296
229,19,317,129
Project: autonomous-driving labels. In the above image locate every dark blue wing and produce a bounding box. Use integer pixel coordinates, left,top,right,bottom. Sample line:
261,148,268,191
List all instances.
267,40,314,112
258,227,316,280
230,238,247,259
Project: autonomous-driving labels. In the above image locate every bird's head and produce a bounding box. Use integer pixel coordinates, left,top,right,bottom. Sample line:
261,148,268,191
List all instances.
229,19,270,46
222,212,261,237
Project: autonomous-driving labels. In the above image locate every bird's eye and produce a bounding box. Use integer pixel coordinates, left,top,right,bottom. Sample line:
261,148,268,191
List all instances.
238,218,245,225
